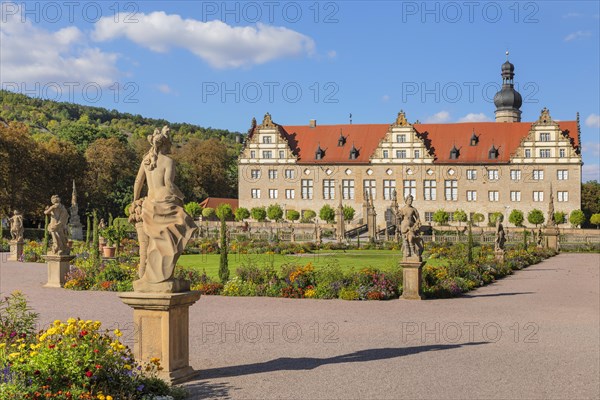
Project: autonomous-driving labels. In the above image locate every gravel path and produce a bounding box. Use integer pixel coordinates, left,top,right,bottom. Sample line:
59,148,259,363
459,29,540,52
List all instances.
1,252,599,399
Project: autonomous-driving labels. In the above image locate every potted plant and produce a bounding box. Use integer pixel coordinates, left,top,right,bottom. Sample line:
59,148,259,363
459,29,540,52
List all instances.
100,226,119,258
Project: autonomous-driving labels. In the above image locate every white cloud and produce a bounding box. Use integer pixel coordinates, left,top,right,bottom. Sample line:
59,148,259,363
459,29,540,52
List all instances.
458,113,491,122
157,84,173,94
582,164,600,182
327,50,337,59
585,113,600,128
424,111,451,123
92,11,316,69
0,6,119,87
584,142,600,158
381,95,390,102
564,30,592,42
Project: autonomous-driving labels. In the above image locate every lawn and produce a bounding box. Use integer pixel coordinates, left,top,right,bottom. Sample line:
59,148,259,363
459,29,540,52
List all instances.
178,250,444,279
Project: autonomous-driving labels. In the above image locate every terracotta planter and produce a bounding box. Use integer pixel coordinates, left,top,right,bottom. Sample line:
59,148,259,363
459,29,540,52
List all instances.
102,246,116,258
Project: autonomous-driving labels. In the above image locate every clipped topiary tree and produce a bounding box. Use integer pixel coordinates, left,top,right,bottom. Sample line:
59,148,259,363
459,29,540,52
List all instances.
433,209,449,226
85,214,91,244
234,207,250,222
218,208,230,284
319,204,336,223
91,210,99,260
590,213,600,229
42,215,49,254
527,209,545,227
343,205,355,222
509,209,524,227
453,210,467,226
569,209,585,228
267,204,284,221
488,212,503,227
286,209,300,222
472,213,484,226
184,201,203,219
216,203,233,221
553,211,566,225
251,207,267,222
301,210,316,223
202,207,215,220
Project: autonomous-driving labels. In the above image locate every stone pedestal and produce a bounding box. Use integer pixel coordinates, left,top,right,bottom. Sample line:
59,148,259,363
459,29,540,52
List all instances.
118,291,201,384
8,240,24,261
69,223,83,241
544,228,560,251
43,254,75,287
400,258,425,300
494,250,505,263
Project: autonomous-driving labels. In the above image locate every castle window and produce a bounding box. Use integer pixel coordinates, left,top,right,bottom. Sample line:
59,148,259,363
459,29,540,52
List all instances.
285,169,295,179
424,212,434,223
414,149,420,159
262,136,272,144
533,191,544,202
301,179,313,200
444,180,457,201
250,150,256,158
470,132,479,146
525,149,531,158
533,170,544,180
396,134,406,143
269,189,278,199
488,191,499,202
559,148,566,158
383,150,389,159
315,145,324,160
349,146,359,160
510,170,521,181
467,190,477,202
403,180,416,200
268,169,277,180
323,179,335,200
251,169,261,179
279,150,285,158
396,150,407,159
540,132,550,142
285,189,295,199
510,191,521,202
423,180,436,201
487,169,499,181
488,145,499,159
557,170,568,180
449,146,459,160
262,151,273,159
251,189,261,199
383,180,396,200
467,169,477,180
342,179,355,200
558,191,569,202
539,149,551,158
364,180,376,200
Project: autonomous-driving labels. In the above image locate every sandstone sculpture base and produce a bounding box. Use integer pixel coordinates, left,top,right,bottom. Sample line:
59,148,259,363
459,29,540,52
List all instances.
8,240,24,261
43,254,75,287
400,258,425,300
544,228,559,251
133,277,191,293
118,291,201,384
70,224,83,241
495,250,505,263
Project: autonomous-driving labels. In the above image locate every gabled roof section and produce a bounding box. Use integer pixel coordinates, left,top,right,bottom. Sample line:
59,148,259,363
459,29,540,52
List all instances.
279,124,390,164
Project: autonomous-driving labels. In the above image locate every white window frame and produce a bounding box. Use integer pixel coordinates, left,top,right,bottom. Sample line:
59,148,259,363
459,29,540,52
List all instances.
342,179,355,200
466,169,477,180
539,149,551,158
397,134,406,143
251,189,260,199
301,179,313,200
285,189,295,199
533,191,544,202
383,180,396,200
285,169,295,179
444,180,458,201
467,190,477,202
557,170,568,180
487,169,499,181
268,169,277,180
364,179,376,200
424,180,437,201
262,150,273,159
251,169,261,179
414,149,420,159
533,170,544,180
540,132,550,142
488,191,499,202
510,170,521,181
525,149,531,158
323,179,335,200
403,180,416,200
269,189,278,199
558,191,568,202
510,191,521,202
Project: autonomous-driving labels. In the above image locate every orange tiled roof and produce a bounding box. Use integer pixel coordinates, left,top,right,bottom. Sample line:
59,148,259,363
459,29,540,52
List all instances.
278,121,579,164
199,197,239,210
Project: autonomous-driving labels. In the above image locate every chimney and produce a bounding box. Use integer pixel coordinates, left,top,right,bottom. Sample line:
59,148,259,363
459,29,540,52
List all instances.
309,119,317,128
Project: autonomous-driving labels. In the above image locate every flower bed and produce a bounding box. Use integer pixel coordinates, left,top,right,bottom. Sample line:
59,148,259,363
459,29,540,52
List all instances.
0,292,185,399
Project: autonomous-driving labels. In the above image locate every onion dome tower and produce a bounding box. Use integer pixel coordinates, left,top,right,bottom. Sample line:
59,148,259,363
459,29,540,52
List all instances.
494,51,522,122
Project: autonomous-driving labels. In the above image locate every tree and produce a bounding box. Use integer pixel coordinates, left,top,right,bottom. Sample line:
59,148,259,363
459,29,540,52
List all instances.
581,181,600,226
343,205,355,222
527,209,545,227
218,210,230,284
216,203,233,221
319,205,336,223
184,202,202,218
590,213,600,229
488,212,503,226
286,210,300,222
91,210,99,259
301,210,316,223
42,215,49,254
569,209,586,228
235,207,250,222
267,204,284,221
433,209,449,226
553,211,566,225
250,207,267,222
467,220,474,263
509,209,524,227
472,213,484,225
453,210,467,226
202,207,215,220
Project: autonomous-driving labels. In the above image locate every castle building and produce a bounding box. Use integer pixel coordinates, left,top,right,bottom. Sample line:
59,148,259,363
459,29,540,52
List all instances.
237,59,582,227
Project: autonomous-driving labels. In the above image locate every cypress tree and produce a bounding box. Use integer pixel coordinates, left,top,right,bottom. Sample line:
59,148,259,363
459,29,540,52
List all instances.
92,210,99,260
85,215,91,245
467,220,474,263
42,215,49,254
218,216,229,283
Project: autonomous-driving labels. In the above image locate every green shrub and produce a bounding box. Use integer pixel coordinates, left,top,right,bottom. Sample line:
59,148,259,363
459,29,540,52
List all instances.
339,287,360,300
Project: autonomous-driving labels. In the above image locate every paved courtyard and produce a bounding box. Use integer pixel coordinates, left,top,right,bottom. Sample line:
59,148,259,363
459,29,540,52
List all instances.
1,252,599,399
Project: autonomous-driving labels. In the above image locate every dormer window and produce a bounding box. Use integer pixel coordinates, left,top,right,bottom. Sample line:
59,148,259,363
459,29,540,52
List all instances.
262,136,272,144
489,145,499,160
470,132,479,146
349,144,359,160
315,144,324,160
449,145,460,160
396,134,406,143
338,130,346,147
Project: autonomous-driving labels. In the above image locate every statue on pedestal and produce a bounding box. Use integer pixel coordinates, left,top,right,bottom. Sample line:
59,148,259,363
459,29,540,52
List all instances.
130,126,197,293
494,215,506,252
44,195,70,255
69,180,84,240
398,194,423,260
9,210,24,242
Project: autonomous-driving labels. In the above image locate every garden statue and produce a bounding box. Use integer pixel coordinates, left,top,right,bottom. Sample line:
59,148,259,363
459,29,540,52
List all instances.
536,226,543,247
98,218,106,229
398,194,423,260
547,184,556,227
44,195,70,255
9,210,24,242
130,125,197,292
494,215,506,252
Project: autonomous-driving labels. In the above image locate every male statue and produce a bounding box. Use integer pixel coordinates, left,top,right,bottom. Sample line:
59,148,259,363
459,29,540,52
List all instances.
129,126,197,292
494,215,506,252
9,210,24,242
44,195,70,255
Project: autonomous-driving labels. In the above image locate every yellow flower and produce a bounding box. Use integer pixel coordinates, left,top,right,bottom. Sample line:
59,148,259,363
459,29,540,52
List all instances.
124,364,132,370
8,352,20,359
106,396,113,400
150,357,160,364
53,320,61,327
30,351,38,357
114,329,122,337
0,343,5,349
97,395,105,400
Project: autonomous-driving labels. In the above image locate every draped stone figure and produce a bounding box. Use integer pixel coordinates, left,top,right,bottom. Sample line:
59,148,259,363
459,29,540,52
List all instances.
44,195,70,255
130,126,197,293
398,194,423,260
9,210,24,242
494,215,506,252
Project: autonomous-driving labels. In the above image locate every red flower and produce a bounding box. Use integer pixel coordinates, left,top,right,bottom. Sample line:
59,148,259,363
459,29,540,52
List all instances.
93,349,99,353
48,344,55,349
85,370,93,378
80,330,88,336
71,343,77,348
95,364,101,369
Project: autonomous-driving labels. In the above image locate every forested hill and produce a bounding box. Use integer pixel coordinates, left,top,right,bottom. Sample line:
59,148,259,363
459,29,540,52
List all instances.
0,90,242,222
0,89,240,145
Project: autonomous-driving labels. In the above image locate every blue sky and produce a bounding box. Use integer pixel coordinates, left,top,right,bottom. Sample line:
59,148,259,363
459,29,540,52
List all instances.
1,1,599,180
